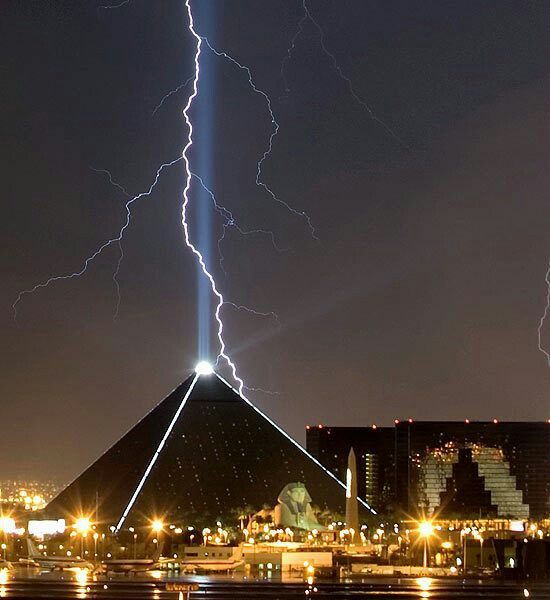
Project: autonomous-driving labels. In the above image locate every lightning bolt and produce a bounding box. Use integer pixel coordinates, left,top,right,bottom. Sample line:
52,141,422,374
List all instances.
14,167,280,333
201,37,318,240
91,168,132,321
152,75,194,117
283,0,407,148
191,172,284,275
85,166,282,318
15,1,294,396
537,259,550,365
222,301,280,327
91,167,132,199
104,0,317,238
13,157,183,321
243,386,281,396
180,0,247,393
98,0,131,9
281,3,308,94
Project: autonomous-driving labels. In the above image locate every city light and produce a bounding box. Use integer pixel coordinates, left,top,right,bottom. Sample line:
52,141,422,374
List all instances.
151,519,164,533
74,518,90,535
0,518,15,534
417,520,434,569
418,521,434,538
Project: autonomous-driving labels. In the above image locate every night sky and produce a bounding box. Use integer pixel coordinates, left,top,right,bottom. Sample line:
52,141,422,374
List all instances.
2,1,550,482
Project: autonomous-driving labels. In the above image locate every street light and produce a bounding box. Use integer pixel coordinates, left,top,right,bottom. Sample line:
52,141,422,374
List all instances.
417,521,434,569
75,518,90,534
418,521,434,538
151,520,163,556
151,520,163,534
74,518,91,558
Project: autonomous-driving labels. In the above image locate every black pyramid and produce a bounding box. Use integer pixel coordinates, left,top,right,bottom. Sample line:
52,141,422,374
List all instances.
47,371,374,528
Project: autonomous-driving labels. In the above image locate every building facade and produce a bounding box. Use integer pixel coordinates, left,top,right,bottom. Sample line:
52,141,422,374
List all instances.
306,421,550,519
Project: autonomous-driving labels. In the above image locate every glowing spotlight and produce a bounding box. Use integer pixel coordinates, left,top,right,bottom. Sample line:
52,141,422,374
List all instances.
195,361,214,375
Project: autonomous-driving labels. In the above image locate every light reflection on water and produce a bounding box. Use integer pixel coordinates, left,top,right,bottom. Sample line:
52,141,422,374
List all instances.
74,567,90,599
416,576,433,598
0,567,8,598
0,567,548,599
74,568,89,587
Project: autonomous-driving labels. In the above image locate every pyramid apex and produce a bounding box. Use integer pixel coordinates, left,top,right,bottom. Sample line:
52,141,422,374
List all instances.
194,360,214,376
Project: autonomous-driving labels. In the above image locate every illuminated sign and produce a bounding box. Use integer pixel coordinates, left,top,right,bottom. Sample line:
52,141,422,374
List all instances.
509,520,525,532
28,519,66,537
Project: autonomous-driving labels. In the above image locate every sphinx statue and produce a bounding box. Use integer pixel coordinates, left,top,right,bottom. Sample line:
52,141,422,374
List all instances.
274,482,320,530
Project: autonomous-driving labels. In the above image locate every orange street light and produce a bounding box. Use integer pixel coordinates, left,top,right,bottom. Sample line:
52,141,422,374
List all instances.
417,520,434,568
151,519,163,534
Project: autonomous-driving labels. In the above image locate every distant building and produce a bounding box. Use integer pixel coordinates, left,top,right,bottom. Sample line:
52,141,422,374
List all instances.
306,421,550,519
305,425,394,513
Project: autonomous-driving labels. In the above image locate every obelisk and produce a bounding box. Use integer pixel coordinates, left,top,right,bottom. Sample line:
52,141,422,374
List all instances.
345,447,359,541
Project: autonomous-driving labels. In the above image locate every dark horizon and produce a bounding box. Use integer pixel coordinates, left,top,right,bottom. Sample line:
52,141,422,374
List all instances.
1,0,550,482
